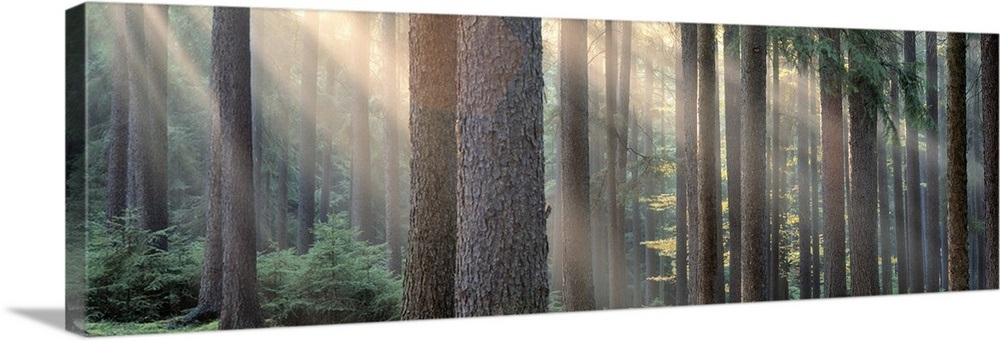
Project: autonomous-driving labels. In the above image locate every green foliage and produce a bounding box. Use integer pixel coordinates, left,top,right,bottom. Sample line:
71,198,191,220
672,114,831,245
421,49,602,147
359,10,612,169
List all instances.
257,215,402,326
85,213,202,323
85,319,218,336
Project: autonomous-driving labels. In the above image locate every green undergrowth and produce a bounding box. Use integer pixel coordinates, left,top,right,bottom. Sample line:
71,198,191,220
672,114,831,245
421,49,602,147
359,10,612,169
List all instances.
85,319,218,336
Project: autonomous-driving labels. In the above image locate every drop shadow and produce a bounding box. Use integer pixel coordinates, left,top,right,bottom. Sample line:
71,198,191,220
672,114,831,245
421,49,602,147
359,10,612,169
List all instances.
9,308,65,331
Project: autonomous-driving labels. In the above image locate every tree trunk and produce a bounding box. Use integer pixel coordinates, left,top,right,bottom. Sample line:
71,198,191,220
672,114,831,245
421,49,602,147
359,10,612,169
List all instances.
674,27,689,306
797,62,813,299
889,41,908,294
877,79,893,296
401,14,458,320
810,69,822,299
680,23,700,305
903,31,925,294
946,32,969,291
982,33,999,290
617,22,636,307
604,20,625,309
106,4,129,225
559,18,596,311
925,31,943,292
723,24,742,303
296,11,317,256
846,31,880,296
250,12,266,252
695,23,721,305
350,13,374,244
213,6,263,329
819,28,847,298
740,25,768,303
276,143,289,250
642,57,659,305
382,13,402,275
769,34,783,301
454,16,548,316
129,4,169,251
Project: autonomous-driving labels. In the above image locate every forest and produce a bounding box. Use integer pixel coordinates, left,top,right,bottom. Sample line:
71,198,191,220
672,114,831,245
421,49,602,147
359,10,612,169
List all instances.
64,3,999,335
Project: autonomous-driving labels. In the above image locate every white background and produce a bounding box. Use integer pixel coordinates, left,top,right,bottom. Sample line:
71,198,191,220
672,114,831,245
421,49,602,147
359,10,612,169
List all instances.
0,0,996,340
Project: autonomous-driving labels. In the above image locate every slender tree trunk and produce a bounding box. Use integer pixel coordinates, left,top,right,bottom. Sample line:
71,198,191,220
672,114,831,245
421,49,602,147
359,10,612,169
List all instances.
797,63,813,299
381,13,402,275
925,31,943,292
740,25,768,303
846,31,880,296
276,141,289,250
694,23,721,305
769,34,783,301
250,12,266,252
604,20,625,309
454,16,547,316
316,44,337,226
213,6,263,329
723,24,743,303
889,42,908,294
680,23,700,305
903,31,926,294
877,80,893,296
296,11,317,255
810,69,822,299
106,4,129,225
643,57,659,305
616,21,633,308
674,29,689,306
401,14,458,320
559,18,596,311
946,32,969,291
350,13,374,244
982,33,999,290
819,28,847,298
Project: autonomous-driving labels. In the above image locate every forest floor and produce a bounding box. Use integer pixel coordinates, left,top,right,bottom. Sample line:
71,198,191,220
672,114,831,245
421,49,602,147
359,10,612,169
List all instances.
85,318,218,336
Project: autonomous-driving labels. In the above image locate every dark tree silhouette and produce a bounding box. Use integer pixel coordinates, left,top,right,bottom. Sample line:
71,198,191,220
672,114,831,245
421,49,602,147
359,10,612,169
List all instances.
946,32,969,291
723,24,743,303
818,28,846,298
740,25,768,303
925,31,943,292
983,33,999,290
680,23,700,305
903,31,925,294
695,23,721,305
846,31,880,297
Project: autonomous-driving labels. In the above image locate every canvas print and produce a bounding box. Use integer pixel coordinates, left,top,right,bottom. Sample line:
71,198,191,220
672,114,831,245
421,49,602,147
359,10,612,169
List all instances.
65,1,999,336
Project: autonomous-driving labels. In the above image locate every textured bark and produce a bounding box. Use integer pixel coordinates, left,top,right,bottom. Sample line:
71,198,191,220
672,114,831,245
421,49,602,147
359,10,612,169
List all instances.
903,31,925,294
106,4,129,224
819,28,847,298
350,13,374,244
454,16,548,316
846,31,880,296
296,11,317,256
797,64,813,299
889,42,908,294
810,70,822,299
604,20,625,309
877,86,892,296
382,13,403,275
723,24,743,303
982,33,999,290
680,23,700,305
128,4,169,251
769,34,782,301
401,14,458,320
925,31,943,292
695,24,721,305
673,32,689,306
946,32,969,291
213,7,263,329
740,25,768,302
559,19,595,311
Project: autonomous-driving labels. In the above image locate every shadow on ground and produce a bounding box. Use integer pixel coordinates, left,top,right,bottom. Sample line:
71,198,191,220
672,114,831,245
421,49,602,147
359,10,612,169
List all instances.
9,308,64,331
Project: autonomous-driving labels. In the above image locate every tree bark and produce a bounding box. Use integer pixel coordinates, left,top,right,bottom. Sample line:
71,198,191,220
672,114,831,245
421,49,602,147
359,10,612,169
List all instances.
213,6,263,329
925,31,943,292
889,41,908,294
946,32,969,291
296,11,317,255
723,24,742,303
695,23,721,305
769,34,782,301
740,25,768,303
454,16,548,316
559,18,596,311
797,62,813,299
401,14,458,320
604,20,625,309
846,31,880,297
674,27,689,306
819,28,847,298
982,33,999,290
680,23,700,305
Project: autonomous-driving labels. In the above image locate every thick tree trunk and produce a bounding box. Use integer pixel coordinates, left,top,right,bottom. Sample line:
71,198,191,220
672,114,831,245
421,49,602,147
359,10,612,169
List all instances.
382,13,403,275
982,33,999,290
454,16,548,316
925,31,943,292
903,31,925,294
213,6,263,329
740,25,768,303
846,31,880,296
401,14,458,320
723,24,742,303
559,18,596,312
106,4,129,225
695,23,721,305
350,13,374,244
946,32,969,291
296,11,317,256
680,23,700,305
819,28,847,298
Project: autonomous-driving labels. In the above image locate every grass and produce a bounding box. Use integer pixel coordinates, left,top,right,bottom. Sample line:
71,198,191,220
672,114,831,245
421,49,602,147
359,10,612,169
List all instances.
85,318,218,336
